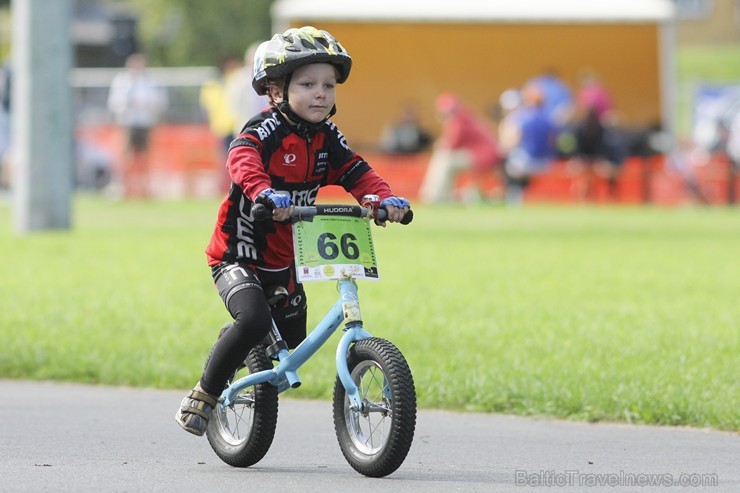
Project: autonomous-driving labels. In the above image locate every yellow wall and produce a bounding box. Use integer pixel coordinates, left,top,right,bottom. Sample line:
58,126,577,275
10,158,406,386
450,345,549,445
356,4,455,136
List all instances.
289,21,663,150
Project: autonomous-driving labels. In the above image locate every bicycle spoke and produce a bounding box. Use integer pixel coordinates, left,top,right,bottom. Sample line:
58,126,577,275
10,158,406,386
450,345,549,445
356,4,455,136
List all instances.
367,368,386,404
232,407,245,440
365,415,387,449
206,344,278,468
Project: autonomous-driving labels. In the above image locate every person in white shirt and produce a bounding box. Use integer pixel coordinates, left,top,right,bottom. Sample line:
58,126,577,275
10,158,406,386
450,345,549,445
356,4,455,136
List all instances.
107,53,168,198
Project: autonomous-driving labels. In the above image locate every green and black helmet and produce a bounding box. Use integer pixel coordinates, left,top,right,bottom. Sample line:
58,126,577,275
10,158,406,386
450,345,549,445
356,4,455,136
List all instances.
252,26,352,96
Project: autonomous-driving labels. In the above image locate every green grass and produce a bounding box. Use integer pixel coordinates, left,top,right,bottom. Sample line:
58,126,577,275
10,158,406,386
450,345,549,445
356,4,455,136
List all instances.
678,44,740,83
1,197,738,431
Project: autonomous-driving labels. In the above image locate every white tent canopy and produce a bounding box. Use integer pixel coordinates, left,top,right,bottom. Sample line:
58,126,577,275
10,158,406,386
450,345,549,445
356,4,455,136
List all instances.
271,0,677,140
272,0,675,28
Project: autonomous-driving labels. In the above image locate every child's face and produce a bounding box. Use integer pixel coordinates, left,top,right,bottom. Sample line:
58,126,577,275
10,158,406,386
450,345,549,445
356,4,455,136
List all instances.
285,63,337,123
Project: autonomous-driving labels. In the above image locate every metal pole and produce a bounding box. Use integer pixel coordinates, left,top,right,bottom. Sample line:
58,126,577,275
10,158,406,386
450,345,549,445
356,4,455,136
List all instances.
12,0,73,232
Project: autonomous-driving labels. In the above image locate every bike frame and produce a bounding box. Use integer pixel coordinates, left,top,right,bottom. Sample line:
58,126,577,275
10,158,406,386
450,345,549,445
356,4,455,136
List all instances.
219,205,387,413
220,278,370,412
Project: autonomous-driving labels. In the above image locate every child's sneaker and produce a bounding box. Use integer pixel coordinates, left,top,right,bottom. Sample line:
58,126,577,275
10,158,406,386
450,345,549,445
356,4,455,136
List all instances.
175,382,218,436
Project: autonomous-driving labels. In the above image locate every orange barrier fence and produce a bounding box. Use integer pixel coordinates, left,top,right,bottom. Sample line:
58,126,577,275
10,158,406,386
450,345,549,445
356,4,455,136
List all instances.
78,124,739,205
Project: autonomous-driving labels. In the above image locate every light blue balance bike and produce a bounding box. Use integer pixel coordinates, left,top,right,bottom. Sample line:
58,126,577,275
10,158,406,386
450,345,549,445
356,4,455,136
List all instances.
205,202,416,478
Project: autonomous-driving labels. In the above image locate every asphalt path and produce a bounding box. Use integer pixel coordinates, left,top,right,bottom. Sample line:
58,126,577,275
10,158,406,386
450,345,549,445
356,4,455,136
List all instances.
1,380,737,493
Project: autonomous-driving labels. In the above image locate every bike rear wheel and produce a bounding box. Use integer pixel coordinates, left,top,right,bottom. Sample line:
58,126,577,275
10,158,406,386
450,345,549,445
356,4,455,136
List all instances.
333,337,416,477
206,344,278,467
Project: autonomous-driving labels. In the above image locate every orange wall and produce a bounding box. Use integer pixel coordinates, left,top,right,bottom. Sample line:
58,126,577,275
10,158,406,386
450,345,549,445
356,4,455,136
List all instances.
289,21,663,150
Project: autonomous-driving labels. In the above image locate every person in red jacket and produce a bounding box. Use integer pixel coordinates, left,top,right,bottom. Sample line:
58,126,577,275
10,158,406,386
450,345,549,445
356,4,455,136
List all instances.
176,26,410,436
419,92,500,203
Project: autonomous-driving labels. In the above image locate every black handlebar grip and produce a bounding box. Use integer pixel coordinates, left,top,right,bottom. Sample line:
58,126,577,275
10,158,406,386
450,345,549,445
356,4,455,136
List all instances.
376,207,413,224
400,209,414,225
252,203,272,221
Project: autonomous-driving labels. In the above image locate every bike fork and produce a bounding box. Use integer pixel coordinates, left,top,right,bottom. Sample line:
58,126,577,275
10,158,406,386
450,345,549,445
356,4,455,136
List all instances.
335,279,372,412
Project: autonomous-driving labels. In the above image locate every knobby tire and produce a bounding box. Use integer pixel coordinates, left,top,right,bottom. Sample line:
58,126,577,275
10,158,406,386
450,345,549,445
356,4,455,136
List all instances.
332,337,416,477
206,344,279,467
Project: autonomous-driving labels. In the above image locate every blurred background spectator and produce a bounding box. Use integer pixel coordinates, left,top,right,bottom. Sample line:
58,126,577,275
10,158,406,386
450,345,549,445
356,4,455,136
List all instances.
200,55,242,190
380,103,432,155
229,41,269,136
74,136,113,191
0,59,10,189
665,136,709,204
527,68,575,136
499,82,557,206
569,70,626,201
200,56,242,155
419,92,499,204
107,52,168,198
576,69,613,123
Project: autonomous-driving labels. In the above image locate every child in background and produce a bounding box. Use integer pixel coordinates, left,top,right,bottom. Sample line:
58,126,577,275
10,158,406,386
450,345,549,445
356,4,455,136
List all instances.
176,26,410,436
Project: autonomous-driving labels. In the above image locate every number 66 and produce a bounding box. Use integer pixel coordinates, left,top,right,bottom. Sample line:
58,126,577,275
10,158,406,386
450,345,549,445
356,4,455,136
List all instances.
317,233,360,260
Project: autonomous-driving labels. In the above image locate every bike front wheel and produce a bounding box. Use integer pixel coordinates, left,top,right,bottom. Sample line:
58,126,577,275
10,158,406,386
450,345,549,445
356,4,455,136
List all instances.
206,344,278,468
332,337,416,477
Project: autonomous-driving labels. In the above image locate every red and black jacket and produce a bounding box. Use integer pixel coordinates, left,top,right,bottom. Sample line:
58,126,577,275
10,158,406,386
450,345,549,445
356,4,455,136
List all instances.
205,108,394,269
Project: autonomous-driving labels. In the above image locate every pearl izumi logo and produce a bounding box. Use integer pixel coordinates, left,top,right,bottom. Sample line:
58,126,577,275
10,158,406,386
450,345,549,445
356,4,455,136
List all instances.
283,153,297,166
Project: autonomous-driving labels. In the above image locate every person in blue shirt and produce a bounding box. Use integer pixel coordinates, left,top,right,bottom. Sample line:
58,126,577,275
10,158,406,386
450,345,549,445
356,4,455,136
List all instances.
529,69,574,132
499,83,557,205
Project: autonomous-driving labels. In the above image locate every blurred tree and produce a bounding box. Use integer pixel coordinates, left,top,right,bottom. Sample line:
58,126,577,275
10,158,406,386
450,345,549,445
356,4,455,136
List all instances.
0,4,9,61
128,0,275,66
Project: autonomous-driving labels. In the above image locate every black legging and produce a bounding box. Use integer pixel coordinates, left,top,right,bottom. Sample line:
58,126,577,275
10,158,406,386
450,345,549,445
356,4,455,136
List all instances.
199,286,272,396
199,261,309,396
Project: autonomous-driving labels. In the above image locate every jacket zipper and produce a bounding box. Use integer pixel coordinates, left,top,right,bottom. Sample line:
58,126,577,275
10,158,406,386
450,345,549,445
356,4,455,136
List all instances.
304,135,312,182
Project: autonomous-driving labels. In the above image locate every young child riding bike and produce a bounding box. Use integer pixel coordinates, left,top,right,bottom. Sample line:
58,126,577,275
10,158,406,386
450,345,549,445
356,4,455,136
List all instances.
176,26,411,436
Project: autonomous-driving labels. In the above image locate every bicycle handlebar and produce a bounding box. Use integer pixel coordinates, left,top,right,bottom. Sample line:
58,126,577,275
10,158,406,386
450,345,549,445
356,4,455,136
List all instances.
252,203,413,225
